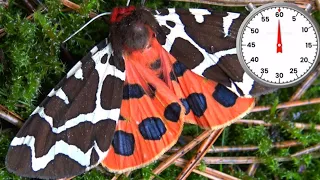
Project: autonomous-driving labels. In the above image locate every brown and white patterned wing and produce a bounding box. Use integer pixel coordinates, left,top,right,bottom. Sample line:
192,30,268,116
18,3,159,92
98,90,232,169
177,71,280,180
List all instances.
6,39,125,179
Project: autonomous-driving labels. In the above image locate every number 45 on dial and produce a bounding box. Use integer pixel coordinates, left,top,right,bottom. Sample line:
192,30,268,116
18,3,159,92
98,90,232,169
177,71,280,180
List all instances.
237,2,320,88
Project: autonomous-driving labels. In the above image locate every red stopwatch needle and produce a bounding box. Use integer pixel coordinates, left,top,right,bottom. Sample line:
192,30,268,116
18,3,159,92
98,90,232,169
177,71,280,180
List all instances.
277,20,282,53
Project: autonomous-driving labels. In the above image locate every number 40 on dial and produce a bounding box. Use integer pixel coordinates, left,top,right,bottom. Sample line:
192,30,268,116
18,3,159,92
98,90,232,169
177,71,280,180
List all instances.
237,2,320,88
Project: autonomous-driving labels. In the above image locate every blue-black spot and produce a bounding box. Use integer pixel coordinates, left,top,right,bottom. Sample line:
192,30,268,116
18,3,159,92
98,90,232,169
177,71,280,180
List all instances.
138,117,167,140
123,84,145,100
186,93,207,117
112,130,135,156
172,62,187,78
180,98,190,115
164,102,181,122
212,84,237,107
150,59,161,70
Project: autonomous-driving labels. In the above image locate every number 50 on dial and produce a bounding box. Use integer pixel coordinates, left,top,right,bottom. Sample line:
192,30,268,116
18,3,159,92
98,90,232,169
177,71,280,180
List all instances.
237,2,320,88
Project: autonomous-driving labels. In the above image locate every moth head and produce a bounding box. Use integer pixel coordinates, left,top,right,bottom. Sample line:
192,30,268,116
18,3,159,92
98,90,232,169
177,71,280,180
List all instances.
110,7,162,55
122,23,156,53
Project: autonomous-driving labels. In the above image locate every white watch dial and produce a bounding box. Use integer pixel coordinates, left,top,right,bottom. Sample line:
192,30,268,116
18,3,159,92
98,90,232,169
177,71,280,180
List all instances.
237,3,320,87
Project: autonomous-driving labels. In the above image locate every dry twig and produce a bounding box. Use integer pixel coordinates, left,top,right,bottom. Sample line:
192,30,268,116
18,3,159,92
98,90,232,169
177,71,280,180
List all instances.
60,0,97,18
251,97,320,112
202,153,320,164
177,129,223,180
152,129,213,176
169,140,301,153
159,154,240,180
291,144,320,157
0,105,23,127
236,119,320,130
170,0,317,9
247,163,259,176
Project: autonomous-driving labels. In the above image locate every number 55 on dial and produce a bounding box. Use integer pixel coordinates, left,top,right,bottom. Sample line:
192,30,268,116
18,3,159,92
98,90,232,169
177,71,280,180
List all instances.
237,2,320,88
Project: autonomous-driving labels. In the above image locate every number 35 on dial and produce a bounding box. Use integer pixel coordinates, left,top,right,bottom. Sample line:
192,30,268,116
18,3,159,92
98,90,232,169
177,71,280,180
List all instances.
237,2,320,88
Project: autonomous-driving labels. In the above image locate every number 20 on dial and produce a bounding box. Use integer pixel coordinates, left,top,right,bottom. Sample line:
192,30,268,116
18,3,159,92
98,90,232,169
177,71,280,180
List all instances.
237,2,320,88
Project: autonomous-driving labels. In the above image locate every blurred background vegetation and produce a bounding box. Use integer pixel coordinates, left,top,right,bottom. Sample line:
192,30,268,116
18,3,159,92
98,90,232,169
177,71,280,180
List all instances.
0,0,320,179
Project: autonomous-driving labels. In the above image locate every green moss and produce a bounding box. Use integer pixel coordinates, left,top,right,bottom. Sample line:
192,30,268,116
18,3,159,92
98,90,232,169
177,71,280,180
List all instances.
73,169,108,180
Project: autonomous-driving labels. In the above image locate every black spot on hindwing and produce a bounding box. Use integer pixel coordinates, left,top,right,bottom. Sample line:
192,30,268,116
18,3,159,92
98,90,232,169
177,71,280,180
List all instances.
212,84,237,107
123,84,145,100
138,117,167,140
180,98,190,115
164,102,181,122
186,93,207,117
112,130,135,156
172,61,187,78
150,59,161,70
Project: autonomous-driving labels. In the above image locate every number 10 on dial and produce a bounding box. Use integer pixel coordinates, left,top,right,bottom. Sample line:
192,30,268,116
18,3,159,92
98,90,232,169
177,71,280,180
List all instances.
237,2,320,88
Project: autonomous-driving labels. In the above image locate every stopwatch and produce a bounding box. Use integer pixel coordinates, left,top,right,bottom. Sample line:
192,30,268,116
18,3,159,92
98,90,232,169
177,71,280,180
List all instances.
236,2,320,88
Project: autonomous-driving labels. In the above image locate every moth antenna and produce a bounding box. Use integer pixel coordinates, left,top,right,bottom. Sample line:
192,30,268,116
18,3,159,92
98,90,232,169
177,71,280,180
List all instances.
63,12,111,44
126,0,130,6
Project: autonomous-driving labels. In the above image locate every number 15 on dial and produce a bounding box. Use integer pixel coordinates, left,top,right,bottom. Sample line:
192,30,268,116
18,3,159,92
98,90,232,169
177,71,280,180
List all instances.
237,2,320,88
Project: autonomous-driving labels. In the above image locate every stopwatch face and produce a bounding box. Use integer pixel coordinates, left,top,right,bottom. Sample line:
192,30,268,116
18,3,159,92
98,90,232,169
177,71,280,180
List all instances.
237,2,320,88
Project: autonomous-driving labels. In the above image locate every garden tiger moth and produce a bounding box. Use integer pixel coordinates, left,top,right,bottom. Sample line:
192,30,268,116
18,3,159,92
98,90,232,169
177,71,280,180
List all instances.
6,6,275,179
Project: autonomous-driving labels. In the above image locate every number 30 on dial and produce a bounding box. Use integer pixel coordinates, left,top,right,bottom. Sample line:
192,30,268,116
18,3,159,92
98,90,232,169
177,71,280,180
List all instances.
237,2,320,88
